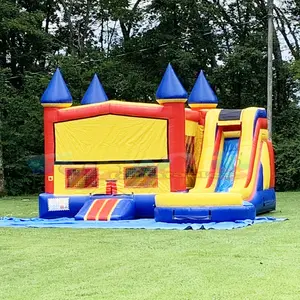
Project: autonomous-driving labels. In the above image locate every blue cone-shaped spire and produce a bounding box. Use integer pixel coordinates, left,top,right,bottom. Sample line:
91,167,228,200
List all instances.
41,68,72,105
188,70,218,105
156,63,188,100
81,74,108,105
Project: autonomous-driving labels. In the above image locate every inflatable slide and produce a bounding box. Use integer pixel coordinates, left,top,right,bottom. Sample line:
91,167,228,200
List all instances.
155,107,276,223
38,63,276,223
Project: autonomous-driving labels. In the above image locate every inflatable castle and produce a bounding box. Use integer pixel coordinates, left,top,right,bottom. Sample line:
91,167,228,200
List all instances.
39,64,276,223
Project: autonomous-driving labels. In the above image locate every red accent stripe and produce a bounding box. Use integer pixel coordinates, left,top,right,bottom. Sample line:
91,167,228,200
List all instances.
57,103,109,122
98,199,119,221
86,200,106,220
245,118,268,188
199,111,208,126
185,109,200,122
110,103,168,119
248,142,264,201
221,125,241,132
57,102,169,122
233,134,242,180
189,137,195,173
206,127,222,188
267,140,276,188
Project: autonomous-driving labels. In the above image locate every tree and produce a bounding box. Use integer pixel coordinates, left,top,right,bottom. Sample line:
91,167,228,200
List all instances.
0,0,299,194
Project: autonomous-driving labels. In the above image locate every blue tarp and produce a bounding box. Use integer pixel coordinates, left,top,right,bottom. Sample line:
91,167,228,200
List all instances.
0,217,287,230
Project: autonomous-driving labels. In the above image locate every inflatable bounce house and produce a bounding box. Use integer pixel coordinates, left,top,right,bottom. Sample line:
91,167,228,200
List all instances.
39,64,276,223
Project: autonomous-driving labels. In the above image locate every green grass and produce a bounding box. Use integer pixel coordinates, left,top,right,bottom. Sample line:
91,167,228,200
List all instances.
0,193,299,300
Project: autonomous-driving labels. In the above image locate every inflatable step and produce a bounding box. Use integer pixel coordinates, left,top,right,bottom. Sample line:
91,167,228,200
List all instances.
154,201,255,223
75,198,135,221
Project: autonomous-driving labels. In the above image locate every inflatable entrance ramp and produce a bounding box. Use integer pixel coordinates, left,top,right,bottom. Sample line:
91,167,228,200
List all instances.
75,198,135,221
155,108,276,223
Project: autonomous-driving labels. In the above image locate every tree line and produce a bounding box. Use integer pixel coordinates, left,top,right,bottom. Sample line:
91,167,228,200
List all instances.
1,0,300,195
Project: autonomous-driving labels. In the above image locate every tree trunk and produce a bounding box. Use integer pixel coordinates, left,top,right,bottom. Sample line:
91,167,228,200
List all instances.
82,0,92,50
273,26,288,112
60,0,75,55
119,0,143,42
45,0,52,34
274,6,300,60
0,108,4,195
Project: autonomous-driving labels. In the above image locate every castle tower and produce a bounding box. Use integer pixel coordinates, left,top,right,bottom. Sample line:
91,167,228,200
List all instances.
188,70,218,110
81,74,108,105
41,68,73,108
40,68,73,194
156,63,188,192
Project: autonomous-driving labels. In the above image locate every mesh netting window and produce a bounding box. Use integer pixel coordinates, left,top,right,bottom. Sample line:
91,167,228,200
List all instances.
66,168,98,189
185,136,196,175
124,166,158,188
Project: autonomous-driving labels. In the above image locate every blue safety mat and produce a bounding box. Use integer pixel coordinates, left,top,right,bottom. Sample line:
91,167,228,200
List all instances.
0,216,287,230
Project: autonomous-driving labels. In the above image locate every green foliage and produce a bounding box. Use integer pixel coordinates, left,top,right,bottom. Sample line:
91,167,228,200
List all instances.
273,106,300,191
214,46,268,109
1,73,45,195
0,0,300,194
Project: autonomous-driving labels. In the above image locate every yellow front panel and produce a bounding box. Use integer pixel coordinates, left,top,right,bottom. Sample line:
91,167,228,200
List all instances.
156,192,243,207
185,120,198,136
55,115,168,162
54,163,170,195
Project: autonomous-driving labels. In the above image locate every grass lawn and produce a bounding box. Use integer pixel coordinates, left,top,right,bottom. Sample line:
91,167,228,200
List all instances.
0,193,299,300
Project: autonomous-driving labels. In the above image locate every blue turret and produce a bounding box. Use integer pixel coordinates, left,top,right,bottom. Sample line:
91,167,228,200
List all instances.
81,74,108,105
188,70,218,110
41,68,73,108
156,63,188,104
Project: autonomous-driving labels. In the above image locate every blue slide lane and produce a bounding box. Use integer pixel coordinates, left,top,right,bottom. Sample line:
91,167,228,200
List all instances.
215,138,239,192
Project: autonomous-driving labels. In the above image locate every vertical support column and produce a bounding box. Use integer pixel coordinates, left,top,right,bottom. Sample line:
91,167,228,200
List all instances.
164,102,186,192
155,63,188,192
40,68,73,195
44,108,58,194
